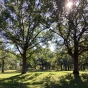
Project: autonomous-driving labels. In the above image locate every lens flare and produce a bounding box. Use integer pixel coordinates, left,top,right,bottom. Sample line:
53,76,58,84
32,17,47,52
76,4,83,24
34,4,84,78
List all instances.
66,1,73,8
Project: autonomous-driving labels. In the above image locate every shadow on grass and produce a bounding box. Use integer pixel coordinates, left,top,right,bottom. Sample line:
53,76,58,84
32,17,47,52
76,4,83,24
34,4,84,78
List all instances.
44,73,88,88
0,72,88,88
0,73,43,88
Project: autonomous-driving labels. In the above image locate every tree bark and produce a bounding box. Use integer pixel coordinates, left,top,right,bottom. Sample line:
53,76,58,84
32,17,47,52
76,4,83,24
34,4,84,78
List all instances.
22,55,27,74
73,57,79,74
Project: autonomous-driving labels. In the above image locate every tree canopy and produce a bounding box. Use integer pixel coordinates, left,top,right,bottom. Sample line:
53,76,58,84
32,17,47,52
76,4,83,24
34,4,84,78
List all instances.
0,0,88,74
49,0,88,74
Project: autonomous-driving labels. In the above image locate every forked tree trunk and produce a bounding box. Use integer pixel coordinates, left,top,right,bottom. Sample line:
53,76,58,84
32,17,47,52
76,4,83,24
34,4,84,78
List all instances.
73,56,79,74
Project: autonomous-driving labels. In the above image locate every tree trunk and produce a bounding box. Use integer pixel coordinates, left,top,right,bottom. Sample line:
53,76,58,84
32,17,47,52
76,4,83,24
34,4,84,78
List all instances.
73,57,79,74
60,63,63,70
64,63,67,71
22,55,27,74
2,59,4,73
68,66,69,71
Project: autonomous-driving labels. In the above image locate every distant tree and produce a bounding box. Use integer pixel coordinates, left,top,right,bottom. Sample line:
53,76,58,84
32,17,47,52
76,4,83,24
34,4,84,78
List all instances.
79,51,88,70
35,48,51,70
55,48,73,71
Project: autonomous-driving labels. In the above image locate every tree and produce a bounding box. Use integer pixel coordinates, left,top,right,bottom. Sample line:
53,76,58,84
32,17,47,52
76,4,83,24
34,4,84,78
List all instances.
0,38,7,73
35,48,51,70
1,0,49,74
79,51,88,70
49,0,88,74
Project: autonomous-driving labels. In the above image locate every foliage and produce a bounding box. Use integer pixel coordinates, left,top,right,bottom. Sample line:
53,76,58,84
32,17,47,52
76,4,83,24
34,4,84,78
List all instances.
0,0,88,74
0,0,52,74
47,0,88,74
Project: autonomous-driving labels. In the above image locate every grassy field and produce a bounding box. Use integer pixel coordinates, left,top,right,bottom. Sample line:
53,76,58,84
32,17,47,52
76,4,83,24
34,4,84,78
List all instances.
0,71,88,88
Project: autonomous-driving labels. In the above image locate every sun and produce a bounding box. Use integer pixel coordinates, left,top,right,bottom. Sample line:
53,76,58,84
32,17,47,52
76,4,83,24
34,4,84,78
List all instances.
66,1,73,8
50,45,55,52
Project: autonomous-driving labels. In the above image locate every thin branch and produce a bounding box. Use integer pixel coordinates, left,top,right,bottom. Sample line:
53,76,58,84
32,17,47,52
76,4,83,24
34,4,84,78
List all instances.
15,43,23,56
77,28,87,41
79,48,88,55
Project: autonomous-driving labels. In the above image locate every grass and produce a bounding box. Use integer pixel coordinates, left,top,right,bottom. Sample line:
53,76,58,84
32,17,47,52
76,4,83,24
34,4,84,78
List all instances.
0,71,88,88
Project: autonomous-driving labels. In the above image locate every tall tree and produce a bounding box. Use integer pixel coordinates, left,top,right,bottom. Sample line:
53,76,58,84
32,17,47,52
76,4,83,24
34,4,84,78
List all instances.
49,0,88,74
1,0,49,74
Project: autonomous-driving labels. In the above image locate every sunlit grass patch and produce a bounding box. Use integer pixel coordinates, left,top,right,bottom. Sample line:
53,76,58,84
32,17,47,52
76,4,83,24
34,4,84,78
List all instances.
0,71,88,88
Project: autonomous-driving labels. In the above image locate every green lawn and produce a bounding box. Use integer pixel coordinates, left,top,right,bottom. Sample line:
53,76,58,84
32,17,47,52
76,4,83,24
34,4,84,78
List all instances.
0,71,88,88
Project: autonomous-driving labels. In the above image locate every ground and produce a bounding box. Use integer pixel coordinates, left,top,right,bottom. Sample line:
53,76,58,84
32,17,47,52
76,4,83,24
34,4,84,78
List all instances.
0,70,88,88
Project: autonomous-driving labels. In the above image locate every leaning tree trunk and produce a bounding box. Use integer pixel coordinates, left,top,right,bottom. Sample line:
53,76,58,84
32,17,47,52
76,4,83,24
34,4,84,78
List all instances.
73,56,79,74
22,53,27,74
